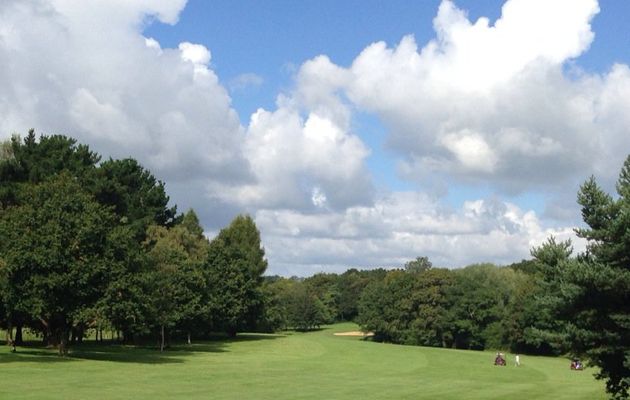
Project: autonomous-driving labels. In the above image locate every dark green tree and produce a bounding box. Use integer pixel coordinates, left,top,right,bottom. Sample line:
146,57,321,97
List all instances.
285,282,328,331
558,156,630,399
304,273,340,323
205,215,267,336
94,158,177,241
500,238,575,355
92,158,178,343
336,269,371,321
501,269,545,353
0,173,122,355
357,268,454,346
257,276,294,332
0,131,100,212
0,257,7,342
445,264,512,350
143,210,208,350
356,277,391,341
404,256,433,273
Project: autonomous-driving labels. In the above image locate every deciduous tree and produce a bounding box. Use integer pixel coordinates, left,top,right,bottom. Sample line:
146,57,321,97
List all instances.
205,215,267,336
0,173,121,355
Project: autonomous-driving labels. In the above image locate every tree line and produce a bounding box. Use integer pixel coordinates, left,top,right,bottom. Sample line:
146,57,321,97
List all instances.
0,131,267,354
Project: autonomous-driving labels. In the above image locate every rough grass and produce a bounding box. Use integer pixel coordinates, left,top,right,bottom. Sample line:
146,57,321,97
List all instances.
0,323,605,400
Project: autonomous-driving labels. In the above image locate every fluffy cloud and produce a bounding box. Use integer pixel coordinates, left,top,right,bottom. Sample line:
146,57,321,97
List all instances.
0,0,248,194
256,193,584,276
208,105,373,211
0,0,375,219
0,0,624,276
205,53,373,212
295,0,630,200
250,0,624,274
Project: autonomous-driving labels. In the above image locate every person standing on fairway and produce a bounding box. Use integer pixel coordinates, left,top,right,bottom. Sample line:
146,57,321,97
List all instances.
515,354,520,366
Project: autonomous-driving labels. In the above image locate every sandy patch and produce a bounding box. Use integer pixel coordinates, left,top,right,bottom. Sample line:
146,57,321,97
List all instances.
333,331,374,337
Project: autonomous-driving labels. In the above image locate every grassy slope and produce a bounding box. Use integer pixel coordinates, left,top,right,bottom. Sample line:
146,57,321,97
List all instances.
0,323,605,400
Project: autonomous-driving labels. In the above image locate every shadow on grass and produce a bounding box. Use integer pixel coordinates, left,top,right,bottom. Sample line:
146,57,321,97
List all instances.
292,328,325,333
0,347,75,363
0,332,285,364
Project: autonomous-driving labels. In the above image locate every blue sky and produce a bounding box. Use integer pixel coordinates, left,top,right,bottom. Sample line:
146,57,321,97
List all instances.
2,0,630,275
145,0,630,116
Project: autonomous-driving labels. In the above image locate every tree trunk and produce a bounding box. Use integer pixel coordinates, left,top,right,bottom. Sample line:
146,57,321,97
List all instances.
58,327,69,357
59,336,67,356
76,325,84,344
14,324,23,345
160,325,165,352
40,318,51,346
6,323,13,345
187,331,191,345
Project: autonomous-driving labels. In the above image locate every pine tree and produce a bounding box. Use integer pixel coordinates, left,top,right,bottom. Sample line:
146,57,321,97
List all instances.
562,155,630,399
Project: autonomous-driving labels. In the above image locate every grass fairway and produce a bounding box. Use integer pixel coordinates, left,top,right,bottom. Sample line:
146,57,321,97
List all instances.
0,323,605,400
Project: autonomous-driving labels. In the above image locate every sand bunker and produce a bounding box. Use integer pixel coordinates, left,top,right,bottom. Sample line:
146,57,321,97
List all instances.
333,331,374,337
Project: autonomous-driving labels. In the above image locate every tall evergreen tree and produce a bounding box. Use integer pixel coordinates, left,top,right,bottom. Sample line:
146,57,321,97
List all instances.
94,158,177,241
535,156,630,399
520,237,575,355
561,155,630,399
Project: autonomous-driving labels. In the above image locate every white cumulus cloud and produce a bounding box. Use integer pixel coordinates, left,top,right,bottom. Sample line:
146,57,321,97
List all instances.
256,193,585,276
286,0,628,204
0,0,624,276
0,0,247,193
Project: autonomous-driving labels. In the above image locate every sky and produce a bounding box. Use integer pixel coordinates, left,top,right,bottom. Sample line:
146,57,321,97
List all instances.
1,0,630,276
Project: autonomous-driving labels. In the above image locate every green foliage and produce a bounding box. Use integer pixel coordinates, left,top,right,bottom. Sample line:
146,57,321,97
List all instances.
336,268,372,321
532,155,630,399
143,216,209,350
0,136,15,162
357,268,455,346
205,238,249,335
1,131,260,352
508,258,539,275
285,282,329,331
0,131,99,213
0,173,119,354
404,256,433,273
560,156,630,399
11,130,100,183
94,158,177,240
531,236,573,272
261,269,382,330
303,273,340,324
205,215,267,336
445,264,512,350
257,276,293,332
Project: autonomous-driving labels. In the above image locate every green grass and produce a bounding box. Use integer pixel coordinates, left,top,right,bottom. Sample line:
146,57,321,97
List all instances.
0,323,605,399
